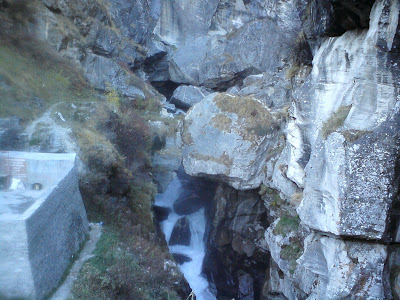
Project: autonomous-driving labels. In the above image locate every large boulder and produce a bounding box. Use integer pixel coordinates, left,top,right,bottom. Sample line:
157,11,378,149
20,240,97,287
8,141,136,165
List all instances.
169,217,191,246
182,92,286,190
170,85,211,109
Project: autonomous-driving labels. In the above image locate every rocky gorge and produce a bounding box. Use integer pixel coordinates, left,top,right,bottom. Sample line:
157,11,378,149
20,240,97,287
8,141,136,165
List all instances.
1,0,400,299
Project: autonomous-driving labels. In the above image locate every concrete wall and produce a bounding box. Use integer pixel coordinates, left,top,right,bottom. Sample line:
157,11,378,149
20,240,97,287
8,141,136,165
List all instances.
0,152,88,299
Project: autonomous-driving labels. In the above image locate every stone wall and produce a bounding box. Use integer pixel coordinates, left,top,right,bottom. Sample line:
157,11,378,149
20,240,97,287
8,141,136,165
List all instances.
0,152,88,299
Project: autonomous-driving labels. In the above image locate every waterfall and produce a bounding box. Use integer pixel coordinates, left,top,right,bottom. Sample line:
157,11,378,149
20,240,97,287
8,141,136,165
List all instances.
155,175,216,300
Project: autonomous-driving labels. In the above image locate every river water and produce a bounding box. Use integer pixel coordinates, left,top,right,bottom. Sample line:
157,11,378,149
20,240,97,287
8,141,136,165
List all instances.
155,175,216,300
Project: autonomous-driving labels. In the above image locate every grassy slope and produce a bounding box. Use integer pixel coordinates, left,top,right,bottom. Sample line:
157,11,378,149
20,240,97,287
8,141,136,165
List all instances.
0,37,188,299
0,39,97,123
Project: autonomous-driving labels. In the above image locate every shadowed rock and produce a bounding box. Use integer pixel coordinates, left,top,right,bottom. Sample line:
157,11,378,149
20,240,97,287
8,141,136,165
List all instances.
153,205,170,222
169,217,191,246
172,253,192,265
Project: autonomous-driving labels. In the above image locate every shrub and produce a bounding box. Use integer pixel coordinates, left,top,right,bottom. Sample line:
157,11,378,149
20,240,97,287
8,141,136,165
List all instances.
106,85,120,109
72,227,186,300
115,110,152,165
274,215,300,237
280,242,303,274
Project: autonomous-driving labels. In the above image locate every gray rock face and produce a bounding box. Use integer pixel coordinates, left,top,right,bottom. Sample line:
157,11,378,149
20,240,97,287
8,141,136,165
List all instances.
183,92,286,190
238,273,254,300
154,0,219,45
170,17,300,89
236,72,293,108
170,85,211,109
294,0,400,240
203,183,269,299
266,222,388,299
302,0,375,43
21,0,161,101
211,183,268,256
297,234,388,299
12,0,400,298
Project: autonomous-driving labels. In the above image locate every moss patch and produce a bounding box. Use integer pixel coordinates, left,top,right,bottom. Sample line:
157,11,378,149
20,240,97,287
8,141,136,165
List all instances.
341,129,372,143
321,105,352,139
280,242,303,274
274,215,300,237
182,119,194,145
212,114,232,133
214,93,279,140
191,151,233,169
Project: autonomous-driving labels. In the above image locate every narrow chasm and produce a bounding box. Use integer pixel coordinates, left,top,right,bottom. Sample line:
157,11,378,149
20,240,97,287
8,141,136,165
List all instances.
154,168,218,299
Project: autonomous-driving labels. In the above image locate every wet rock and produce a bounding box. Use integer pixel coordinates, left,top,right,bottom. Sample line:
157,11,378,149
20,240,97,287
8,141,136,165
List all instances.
170,85,211,109
172,253,192,265
173,172,217,215
153,205,170,222
169,217,191,246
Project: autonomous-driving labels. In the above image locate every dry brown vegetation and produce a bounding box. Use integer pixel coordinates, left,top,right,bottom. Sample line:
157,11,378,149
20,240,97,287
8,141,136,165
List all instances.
213,93,281,140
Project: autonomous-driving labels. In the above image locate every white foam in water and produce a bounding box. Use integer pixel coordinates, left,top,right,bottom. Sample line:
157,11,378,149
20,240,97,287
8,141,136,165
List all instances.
156,177,216,300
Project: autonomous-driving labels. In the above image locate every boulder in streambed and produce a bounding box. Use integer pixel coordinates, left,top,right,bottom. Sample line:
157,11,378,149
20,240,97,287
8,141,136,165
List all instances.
169,217,191,246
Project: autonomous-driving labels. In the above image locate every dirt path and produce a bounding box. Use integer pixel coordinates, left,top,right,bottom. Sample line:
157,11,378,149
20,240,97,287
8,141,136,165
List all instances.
50,223,102,300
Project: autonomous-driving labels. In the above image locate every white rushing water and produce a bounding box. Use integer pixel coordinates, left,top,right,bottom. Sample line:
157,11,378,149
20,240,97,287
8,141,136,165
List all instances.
155,176,216,300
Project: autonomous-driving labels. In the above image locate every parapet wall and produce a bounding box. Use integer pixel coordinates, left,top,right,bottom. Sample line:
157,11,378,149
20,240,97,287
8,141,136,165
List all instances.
0,151,88,299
